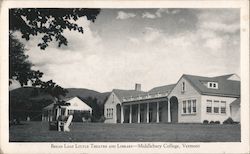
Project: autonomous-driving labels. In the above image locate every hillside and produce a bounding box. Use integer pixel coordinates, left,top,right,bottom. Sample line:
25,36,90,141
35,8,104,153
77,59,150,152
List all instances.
9,87,110,121
66,88,110,104
10,87,110,104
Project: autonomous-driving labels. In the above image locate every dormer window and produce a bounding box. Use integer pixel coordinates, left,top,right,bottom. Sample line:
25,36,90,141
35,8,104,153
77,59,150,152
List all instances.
207,82,218,89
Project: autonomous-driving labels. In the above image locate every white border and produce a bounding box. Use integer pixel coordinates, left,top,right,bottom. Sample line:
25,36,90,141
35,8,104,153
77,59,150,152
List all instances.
0,0,249,154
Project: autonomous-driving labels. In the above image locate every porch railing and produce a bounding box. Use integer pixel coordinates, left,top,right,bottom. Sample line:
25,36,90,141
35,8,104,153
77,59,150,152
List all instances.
122,92,168,102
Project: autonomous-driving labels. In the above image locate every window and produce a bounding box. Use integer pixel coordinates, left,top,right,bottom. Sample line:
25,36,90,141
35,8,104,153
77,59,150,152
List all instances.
106,108,114,118
206,100,212,113
182,99,197,114
181,82,185,92
183,101,186,113
187,100,191,113
206,100,227,114
207,82,218,89
192,100,196,113
213,83,217,88
213,100,219,113
221,101,226,114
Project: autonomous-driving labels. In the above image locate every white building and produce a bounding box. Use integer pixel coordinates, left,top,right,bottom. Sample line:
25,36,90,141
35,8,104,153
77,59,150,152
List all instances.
42,97,92,122
104,74,240,124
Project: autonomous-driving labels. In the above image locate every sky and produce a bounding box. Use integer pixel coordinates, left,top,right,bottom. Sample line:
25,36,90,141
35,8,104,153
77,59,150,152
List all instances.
10,8,240,92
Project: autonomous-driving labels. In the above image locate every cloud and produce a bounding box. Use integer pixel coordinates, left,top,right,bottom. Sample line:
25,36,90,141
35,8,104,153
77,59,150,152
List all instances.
197,9,240,34
143,27,162,42
155,8,181,17
128,37,140,44
141,9,181,20
199,22,239,33
15,16,105,89
116,11,136,20
12,9,239,92
194,9,240,52
203,37,223,50
142,12,156,19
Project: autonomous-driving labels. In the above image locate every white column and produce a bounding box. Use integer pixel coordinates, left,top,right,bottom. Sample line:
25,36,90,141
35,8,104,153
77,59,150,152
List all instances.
121,105,124,123
56,108,60,120
64,108,68,116
156,102,159,123
138,104,140,123
129,104,132,123
146,103,149,123
168,99,171,123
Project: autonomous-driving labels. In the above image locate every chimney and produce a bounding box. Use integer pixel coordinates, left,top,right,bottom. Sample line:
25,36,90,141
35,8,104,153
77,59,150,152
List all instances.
135,83,141,91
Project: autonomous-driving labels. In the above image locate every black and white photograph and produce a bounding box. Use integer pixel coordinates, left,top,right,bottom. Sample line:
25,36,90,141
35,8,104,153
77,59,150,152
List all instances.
0,0,249,154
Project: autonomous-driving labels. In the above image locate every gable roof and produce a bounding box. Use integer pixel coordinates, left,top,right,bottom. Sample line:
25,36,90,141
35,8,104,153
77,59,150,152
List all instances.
182,74,240,97
113,89,146,102
112,84,176,102
43,96,92,111
149,84,176,93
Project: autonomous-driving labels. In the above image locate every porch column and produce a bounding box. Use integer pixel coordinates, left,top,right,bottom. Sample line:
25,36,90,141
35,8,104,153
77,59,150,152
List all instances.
156,102,159,123
121,104,124,123
129,104,132,123
168,99,171,123
138,104,140,123
146,103,149,123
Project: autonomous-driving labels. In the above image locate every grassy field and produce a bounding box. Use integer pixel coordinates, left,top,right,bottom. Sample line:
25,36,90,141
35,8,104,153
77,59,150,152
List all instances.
9,122,240,142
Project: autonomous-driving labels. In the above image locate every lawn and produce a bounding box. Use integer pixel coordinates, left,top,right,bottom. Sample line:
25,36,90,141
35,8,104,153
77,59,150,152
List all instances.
9,122,241,142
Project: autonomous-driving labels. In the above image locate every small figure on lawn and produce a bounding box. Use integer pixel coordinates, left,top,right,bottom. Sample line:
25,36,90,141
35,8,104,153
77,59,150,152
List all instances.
49,99,73,132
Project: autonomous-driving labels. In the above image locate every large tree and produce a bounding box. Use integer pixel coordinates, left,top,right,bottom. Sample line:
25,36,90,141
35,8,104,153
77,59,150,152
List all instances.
9,8,100,49
9,8,100,98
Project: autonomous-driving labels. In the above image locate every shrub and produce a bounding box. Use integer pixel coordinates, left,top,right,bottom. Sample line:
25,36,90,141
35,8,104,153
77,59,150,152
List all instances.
99,116,106,123
210,121,215,124
91,116,105,123
203,120,209,124
214,121,220,124
223,117,234,124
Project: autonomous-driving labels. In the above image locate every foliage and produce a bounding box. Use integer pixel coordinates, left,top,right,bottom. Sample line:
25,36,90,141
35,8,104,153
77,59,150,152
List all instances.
223,117,234,124
9,8,100,49
214,121,220,124
9,34,68,99
203,120,209,124
210,121,214,124
9,34,43,86
9,8,100,98
10,98,53,122
33,80,68,99
78,96,104,122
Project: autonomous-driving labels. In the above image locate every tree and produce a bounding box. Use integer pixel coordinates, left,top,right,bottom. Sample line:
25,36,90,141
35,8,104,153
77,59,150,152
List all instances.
9,8,100,49
9,34,68,98
9,33,43,86
9,8,100,98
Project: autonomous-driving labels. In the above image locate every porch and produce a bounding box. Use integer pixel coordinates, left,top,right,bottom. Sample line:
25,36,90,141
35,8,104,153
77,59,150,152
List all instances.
118,97,172,123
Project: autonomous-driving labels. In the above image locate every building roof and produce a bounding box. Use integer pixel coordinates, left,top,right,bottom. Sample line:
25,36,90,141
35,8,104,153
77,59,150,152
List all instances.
231,98,240,105
113,89,146,102
43,96,92,111
109,73,240,103
113,84,175,102
149,84,176,93
183,74,240,97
